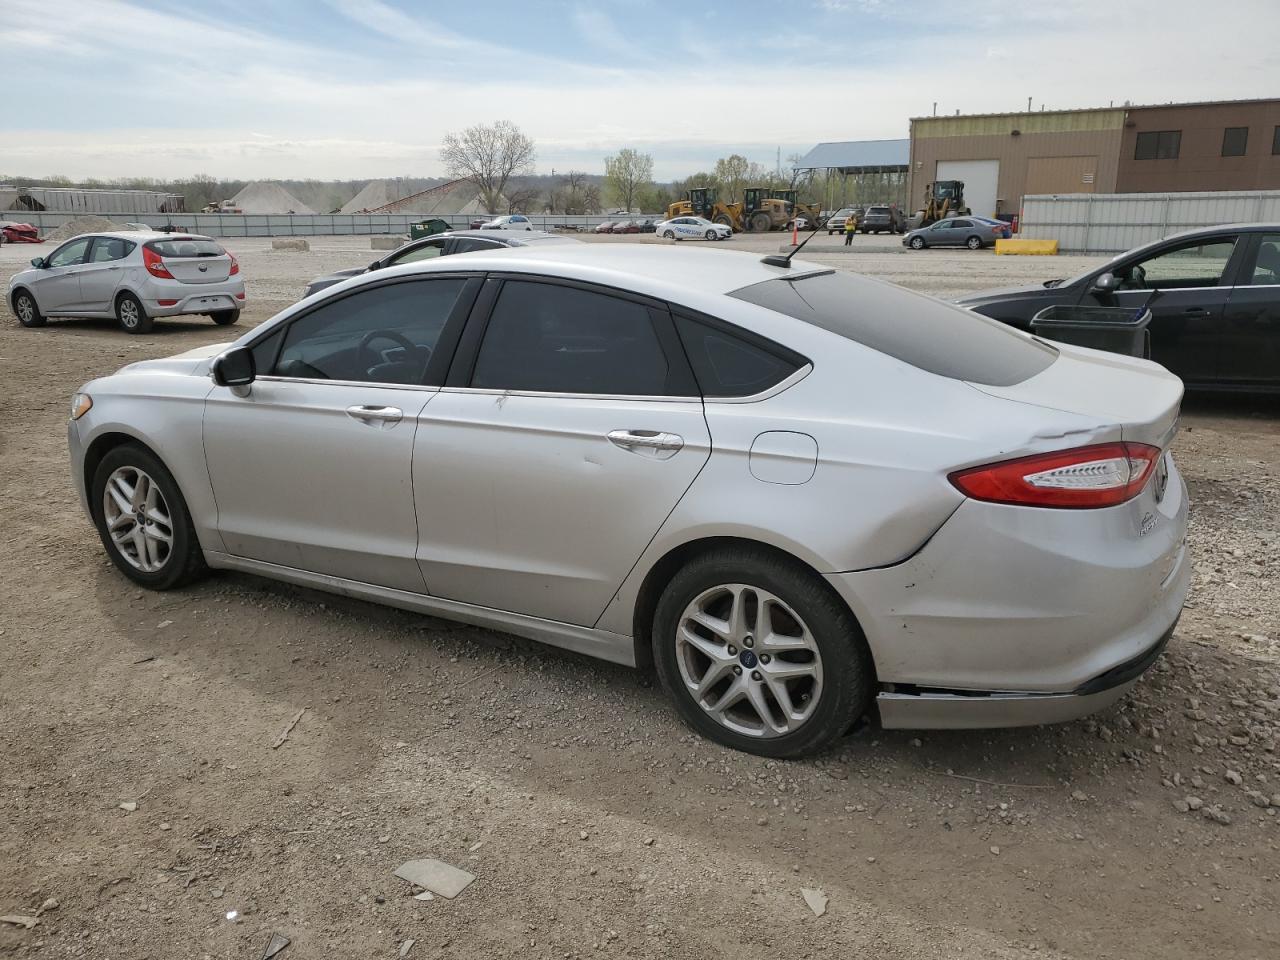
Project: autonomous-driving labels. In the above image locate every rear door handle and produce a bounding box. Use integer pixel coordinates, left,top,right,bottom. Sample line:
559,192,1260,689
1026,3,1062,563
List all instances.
608,429,684,460
346,404,403,427
1183,307,1210,315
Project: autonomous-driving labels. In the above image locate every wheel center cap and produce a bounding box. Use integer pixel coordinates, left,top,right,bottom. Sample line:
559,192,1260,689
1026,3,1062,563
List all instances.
739,649,758,669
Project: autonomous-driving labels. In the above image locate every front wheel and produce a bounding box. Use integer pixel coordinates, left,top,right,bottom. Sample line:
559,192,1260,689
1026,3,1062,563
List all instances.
116,292,153,334
13,290,45,328
91,444,208,590
909,236,925,250
705,229,716,240
653,548,874,758
966,236,983,250
210,309,240,326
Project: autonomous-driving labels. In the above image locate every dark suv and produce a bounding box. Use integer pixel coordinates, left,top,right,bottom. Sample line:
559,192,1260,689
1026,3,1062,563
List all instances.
860,205,903,234
954,223,1280,392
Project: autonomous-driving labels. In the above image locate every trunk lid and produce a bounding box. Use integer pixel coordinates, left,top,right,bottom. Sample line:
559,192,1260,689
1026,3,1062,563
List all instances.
146,237,233,284
968,343,1183,449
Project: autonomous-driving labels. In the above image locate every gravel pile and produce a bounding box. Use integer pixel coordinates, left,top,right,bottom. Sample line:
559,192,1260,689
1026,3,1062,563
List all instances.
45,215,125,242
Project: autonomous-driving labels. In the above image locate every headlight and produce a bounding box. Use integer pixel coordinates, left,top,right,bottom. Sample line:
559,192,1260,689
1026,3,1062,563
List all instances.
70,393,93,420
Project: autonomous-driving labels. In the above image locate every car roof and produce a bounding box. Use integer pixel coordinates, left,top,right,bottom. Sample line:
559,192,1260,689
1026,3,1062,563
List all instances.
439,229,567,242
64,230,216,243
377,243,826,299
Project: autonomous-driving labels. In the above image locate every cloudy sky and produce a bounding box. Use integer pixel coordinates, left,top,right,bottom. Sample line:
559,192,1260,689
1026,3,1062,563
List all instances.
3,0,1278,182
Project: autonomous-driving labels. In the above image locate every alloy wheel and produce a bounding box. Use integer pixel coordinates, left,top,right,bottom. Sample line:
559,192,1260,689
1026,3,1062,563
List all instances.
16,295,34,323
119,299,140,328
102,466,173,572
675,583,823,739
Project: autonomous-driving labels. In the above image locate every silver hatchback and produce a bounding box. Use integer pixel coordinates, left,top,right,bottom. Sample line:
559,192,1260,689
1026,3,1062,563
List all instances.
8,231,246,334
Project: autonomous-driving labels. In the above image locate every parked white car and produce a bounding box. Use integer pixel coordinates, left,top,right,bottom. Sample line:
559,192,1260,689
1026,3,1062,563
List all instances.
655,217,733,241
66,244,1187,757
8,231,245,334
480,214,534,231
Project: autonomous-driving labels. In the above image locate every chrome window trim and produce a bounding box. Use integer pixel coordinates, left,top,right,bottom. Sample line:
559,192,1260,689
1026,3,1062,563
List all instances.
701,362,813,404
251,375,441,393
436,386,702,403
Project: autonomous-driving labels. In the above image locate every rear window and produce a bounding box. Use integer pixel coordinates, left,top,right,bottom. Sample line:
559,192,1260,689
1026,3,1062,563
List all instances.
146,237,224,258
729,271,1057,386
867,206,889,214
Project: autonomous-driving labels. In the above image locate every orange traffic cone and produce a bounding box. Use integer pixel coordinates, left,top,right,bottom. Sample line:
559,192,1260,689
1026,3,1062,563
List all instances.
792,221,798,246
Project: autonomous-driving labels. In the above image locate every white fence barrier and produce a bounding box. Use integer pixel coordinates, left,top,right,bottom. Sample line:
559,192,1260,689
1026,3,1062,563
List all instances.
1021,190,1280,254
3,211,653,239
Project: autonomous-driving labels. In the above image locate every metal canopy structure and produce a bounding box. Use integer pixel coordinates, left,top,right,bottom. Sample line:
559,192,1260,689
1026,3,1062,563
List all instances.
795,139,910,174
795,139,910,210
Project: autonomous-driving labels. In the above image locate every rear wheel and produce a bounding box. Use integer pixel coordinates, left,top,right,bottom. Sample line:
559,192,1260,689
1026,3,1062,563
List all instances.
13,289,45,328
966,235,983,250
210,309,240,326
91,444,207,590
653,547,873,758
116,292,153,334
909,235,925,250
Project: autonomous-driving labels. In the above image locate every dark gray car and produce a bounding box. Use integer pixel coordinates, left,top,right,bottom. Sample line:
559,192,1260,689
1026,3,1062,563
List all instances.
903,217,1006,250
859,205,903,234
302,230,577,299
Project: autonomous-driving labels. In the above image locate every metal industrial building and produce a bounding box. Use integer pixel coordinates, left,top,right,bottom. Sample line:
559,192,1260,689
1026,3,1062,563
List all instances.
0,185,184,214
908,97,1280,220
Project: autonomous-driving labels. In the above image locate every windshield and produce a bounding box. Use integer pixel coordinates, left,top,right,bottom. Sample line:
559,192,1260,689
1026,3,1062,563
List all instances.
729,271,1057,386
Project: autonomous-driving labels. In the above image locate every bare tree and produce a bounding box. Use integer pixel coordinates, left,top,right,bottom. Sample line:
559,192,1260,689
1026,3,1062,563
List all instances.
713,154,750,203
553,170,601,215
505,179,542,213
603,148,654,213
440,120,536,214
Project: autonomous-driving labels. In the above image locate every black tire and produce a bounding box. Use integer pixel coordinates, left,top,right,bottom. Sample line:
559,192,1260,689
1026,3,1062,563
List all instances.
91,443,208,590
116,292,153,334
652,547,874,759
966,236,983,250
12,289,45,328
210,309,240,326
909,236,925,250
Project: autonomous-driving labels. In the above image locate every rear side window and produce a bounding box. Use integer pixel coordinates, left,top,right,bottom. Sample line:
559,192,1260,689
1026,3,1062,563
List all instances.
146,238,224,258
89,237,135,262
471,281,671,396
674,314,805,397
729,271,1056,387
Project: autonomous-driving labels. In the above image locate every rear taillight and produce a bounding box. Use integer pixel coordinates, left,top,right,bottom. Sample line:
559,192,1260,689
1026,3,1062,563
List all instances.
142,246,173,279
228,252,239,275
949,442,1161,509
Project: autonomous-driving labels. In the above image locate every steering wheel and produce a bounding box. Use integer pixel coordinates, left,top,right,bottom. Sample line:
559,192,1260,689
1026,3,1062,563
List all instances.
358,329,419,368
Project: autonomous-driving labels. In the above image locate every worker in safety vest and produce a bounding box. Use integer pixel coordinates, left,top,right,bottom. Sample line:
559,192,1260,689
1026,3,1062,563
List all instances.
843,212,856,246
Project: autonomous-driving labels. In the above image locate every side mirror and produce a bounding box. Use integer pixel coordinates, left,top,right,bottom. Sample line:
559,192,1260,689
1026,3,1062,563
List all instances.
1093,271,1121,291
30,257,45,269
368,260,382,271
211,346,256,387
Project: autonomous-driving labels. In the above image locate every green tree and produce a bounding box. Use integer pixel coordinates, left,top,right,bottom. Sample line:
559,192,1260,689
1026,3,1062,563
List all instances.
603,148,653,213
713,154,750,203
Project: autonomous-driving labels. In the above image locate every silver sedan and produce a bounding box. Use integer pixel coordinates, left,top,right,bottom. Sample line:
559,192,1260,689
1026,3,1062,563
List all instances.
67,245,1189,757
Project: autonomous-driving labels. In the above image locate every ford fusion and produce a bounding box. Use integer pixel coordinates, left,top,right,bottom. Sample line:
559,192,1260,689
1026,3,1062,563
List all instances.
67,245,1188,757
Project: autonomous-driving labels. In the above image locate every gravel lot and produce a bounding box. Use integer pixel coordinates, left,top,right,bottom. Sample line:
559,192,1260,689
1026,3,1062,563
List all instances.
1,233,1277,959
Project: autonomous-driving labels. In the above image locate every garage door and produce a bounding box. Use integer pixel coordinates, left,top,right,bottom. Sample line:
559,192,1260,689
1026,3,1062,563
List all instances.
936,159,999,219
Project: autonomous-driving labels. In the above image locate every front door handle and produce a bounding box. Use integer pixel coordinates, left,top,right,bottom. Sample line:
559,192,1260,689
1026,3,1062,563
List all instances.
1183,307,1210,316
346,404,403,427
608,429,684,460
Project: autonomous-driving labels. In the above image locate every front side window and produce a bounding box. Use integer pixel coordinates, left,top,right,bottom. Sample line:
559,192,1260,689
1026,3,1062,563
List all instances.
1222,127,1249,157
1135,130,1181,160
1247,235,1280,285
271,278,467,384
389,240,446,265
89,237,134,262
48,237,91,268
1118,238,1237,289
471,280,671,395
949,219,973,229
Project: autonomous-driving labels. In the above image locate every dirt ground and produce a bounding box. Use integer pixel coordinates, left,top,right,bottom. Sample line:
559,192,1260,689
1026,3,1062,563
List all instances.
1,233,1277,959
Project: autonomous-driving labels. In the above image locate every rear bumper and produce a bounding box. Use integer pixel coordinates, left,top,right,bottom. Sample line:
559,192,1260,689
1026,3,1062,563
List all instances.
827,455,1190,729
141,279,245,316
876,622,1175,729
